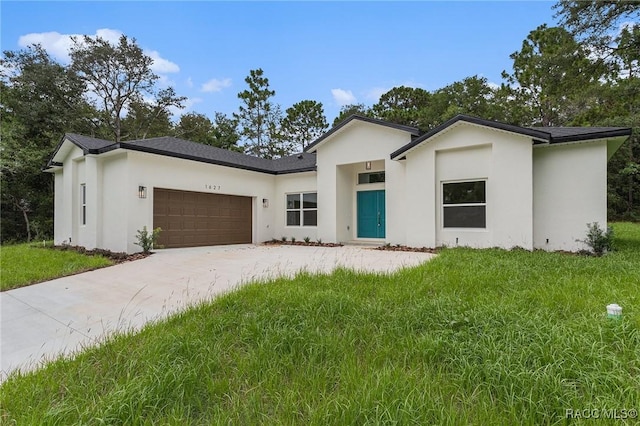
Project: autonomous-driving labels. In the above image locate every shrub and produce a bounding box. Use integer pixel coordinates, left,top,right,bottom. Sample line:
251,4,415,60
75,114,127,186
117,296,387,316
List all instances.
291,237,296,243
578,222,614,256
316,238,322,244
134,226,162,254
281,236,287,242
304,236,311,243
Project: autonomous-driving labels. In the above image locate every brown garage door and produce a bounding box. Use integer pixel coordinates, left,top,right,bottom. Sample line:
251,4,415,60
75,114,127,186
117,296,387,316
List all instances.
153,188,252,248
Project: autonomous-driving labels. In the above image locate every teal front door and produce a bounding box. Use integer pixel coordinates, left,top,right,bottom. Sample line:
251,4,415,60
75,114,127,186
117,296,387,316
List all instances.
357,190,385,238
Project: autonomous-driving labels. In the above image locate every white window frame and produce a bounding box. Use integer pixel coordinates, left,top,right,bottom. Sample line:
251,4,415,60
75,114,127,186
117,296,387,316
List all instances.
441,179,487,229
80,183,87,226
286,192,317,227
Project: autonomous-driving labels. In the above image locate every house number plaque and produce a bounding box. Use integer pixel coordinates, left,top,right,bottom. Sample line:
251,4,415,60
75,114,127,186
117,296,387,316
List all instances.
205,184,221,190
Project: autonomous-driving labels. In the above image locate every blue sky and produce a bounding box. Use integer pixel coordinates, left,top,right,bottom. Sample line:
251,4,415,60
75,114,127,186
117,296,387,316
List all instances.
1,1,559,123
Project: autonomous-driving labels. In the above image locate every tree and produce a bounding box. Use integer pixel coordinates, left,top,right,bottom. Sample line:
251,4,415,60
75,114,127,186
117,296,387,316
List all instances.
211,112,243,152
174,112,215,144
122,87,184,140
554,1,640,46
281,100,329,152
372,86,431,128
554,2,640,219
436,76,507,123
332,103,373,126
234,68,288,158
501,25,598,126
70,34,183,142
1,45,92,242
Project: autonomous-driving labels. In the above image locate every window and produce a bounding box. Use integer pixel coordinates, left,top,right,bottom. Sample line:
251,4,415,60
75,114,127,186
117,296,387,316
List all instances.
358,171,385,184
286,192,317,226
442,181,486,228
80,183,87,225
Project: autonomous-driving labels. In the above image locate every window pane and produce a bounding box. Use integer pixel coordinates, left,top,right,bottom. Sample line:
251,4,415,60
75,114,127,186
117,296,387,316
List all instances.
82,206,87,225
302,193,317,209
443,181,485,204
287,211,301,226
443,206,486,228
358,172,386,184
286,194,300,209
303,210,317,226
81,184,86,204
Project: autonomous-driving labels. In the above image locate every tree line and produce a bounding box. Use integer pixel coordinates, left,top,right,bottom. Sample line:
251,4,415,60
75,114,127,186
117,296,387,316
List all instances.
1,1,638,243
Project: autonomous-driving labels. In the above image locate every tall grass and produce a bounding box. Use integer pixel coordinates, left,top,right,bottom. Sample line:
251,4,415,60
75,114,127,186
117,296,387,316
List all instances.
1,223,639,424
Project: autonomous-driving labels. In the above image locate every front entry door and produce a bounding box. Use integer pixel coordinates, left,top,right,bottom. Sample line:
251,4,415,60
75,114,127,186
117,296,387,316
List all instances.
357,190,385,238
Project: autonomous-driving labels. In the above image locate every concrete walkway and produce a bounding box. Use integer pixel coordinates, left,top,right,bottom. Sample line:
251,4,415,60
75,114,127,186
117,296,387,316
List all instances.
1,244,434,380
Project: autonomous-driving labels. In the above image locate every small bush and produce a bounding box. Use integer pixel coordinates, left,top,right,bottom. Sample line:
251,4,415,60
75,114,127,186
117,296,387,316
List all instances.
291,237,296,243
316,238,322,244
304,236,310,243
281,236,287,242
578,222,614,256
134,226,162,254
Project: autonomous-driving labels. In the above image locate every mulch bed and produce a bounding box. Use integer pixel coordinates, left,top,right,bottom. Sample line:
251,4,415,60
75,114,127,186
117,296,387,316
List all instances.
45,245,151,263
375,244,439,254
263,240,343,248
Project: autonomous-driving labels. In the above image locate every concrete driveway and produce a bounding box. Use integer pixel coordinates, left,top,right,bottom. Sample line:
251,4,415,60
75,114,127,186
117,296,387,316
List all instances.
1,244,434,380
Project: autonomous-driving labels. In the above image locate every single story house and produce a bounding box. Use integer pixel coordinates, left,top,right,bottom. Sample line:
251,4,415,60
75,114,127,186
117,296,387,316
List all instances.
45,114,631,254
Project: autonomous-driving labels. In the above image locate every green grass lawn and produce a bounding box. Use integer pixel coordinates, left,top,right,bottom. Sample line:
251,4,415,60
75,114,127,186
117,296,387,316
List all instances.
1,223,639,425
0,243,113,291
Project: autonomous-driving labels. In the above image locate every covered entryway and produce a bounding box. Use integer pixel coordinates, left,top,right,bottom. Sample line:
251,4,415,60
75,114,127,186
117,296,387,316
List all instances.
357,190,385,238
153,188,252,248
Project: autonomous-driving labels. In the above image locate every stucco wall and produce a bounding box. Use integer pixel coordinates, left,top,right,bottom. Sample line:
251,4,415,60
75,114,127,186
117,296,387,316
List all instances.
533,140,608,251
100,153,129,252
273,171,318,242
315,121,413,243
404,124,533,249
125,152,277,253
54,145,84,246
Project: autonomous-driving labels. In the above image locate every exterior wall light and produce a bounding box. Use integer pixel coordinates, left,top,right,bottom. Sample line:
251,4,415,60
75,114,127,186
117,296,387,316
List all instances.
262,198,269,208
138,186,147,199
365,161,372,170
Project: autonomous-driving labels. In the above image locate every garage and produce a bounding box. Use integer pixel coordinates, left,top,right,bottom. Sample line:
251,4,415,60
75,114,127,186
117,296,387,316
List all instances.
153,188,252,248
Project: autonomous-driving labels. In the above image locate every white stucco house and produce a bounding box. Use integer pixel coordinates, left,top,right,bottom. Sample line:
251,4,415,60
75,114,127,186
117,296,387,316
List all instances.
45,114,631,254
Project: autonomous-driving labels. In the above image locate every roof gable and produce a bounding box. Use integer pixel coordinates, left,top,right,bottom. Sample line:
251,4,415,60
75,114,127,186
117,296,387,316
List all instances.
305,114,420,153
391,115,632,159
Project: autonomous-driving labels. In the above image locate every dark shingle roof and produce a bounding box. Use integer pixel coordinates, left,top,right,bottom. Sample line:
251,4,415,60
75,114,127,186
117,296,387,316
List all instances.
50,134,316,174
64,133,114,151
50,117,632,172
527,126,632,143
391,115,632,159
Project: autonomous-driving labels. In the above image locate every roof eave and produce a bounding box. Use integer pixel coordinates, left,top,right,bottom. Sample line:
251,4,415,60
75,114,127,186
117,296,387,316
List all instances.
391,115,551,159
274,166,317,175
549,128,632,144
120,143,279,175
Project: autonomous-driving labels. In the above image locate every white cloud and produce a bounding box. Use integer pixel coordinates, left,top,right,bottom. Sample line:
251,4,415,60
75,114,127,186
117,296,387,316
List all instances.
201,78,232,93
147,50,179,74
619,21,638,33
18,31,77,62
186,77,194,88
331,88,357,106
17,28,179,75
94,28,123,44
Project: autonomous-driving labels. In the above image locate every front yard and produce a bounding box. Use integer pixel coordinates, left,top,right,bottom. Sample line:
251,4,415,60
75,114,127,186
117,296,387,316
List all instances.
1,223,639,424
0,243,113,291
